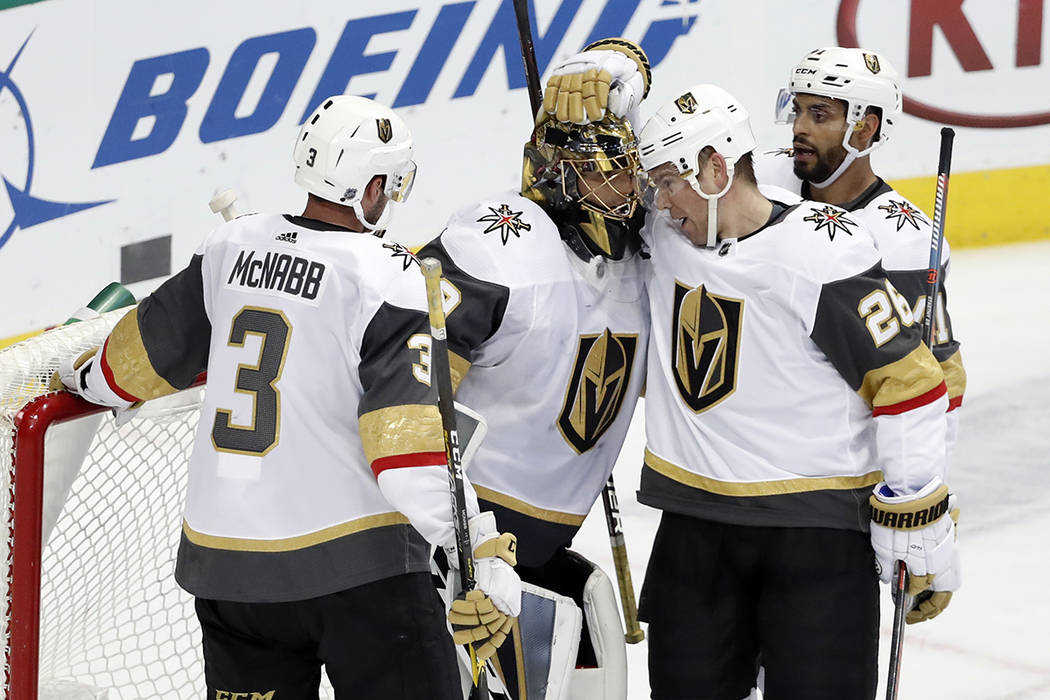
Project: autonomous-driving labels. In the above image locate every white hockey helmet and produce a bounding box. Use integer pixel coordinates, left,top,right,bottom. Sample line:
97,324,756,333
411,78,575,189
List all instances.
293,96,416,231
775,47,902,186
638,84,757,247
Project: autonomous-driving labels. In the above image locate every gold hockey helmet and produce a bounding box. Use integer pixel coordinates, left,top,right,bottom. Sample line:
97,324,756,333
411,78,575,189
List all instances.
522,114,643,259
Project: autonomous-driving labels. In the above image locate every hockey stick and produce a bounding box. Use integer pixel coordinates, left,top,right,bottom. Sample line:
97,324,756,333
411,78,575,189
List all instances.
886,126,955,700
601,475,644,643
885,561,910,700
922,127,955,348
511,0,645,645
421,257,488,699
512,0,543,119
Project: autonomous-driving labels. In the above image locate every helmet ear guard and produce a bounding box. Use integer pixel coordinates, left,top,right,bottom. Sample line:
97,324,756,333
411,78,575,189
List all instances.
294,95,416,230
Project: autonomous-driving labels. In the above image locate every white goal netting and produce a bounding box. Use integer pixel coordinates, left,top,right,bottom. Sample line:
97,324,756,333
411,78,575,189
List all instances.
0,310,342,699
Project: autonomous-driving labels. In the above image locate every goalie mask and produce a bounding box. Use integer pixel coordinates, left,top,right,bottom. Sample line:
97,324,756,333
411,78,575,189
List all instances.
775,47,902,188
294,95,417,232
522,115,643,261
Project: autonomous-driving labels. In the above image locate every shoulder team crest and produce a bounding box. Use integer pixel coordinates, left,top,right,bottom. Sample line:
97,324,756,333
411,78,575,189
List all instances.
477,204,532,244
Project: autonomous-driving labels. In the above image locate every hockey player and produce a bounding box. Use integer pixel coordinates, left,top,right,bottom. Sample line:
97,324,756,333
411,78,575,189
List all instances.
56,95,521,700
757,47,966,468
543,42,966,630
408,39,652,700
633,83,960,700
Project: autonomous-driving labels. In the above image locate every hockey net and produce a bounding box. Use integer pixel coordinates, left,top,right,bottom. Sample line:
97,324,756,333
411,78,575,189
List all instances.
0,308,204,699
1,310,344,699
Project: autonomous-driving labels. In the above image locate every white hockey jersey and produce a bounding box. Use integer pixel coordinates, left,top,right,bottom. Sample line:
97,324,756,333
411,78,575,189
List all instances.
416,193,649,567
94,213,459,602
754,150,965,412
640,200,948,531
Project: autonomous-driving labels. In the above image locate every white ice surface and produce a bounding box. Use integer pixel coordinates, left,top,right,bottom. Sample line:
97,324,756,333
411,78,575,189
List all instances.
568,241,1050,699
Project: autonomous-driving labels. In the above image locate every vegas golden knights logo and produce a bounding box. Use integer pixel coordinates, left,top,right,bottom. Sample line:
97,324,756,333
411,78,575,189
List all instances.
557,330,637,454
671,281,743,413
376,118,393,143
863,52,881,74
675,92,698,114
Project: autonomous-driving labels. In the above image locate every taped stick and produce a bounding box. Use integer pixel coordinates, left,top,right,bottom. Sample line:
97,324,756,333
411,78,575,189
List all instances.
421,257,488,698
601,475,644,643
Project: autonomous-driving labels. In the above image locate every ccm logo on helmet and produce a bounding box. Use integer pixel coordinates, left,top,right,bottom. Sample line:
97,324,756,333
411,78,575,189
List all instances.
91,3,701,169
837,0,1050,127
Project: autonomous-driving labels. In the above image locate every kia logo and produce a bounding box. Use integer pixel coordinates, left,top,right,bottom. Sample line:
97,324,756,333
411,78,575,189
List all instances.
837,0,1050,128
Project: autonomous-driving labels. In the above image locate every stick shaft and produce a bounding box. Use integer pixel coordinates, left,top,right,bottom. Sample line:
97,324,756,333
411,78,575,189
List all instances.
885,561,910,700
421,258,486,697
922,127,955,347
512,0,543,118
600,475,644,643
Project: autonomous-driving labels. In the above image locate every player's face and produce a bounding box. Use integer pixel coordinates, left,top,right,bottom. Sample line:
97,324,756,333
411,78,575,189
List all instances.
791,94,849,183
362,189,390,226
646,163,706,243
577,167,637,214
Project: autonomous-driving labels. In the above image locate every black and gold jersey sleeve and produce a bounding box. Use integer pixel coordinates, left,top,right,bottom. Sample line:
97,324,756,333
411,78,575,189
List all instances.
101,254,210,401
885,267,966,410
810,263,946,415
357,302,445,473
417,236,510,371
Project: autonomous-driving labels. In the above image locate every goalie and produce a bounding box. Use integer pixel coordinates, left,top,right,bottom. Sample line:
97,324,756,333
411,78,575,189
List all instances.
398,38,654,700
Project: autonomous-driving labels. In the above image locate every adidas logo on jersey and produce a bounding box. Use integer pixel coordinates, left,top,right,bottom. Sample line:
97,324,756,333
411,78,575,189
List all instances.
275,231,298,244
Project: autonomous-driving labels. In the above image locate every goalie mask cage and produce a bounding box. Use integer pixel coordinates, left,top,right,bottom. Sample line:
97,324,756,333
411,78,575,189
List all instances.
0,310,343,699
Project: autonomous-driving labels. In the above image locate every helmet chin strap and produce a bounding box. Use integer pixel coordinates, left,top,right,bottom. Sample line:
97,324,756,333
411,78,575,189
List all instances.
688,165,735,248
811,121,880,189
352,200,392,232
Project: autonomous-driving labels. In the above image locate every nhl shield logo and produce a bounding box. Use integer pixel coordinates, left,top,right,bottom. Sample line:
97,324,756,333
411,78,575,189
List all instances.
863,53,881,74
376,118,393,143
671,281,743,413
675,92,698,114
557,330,638,454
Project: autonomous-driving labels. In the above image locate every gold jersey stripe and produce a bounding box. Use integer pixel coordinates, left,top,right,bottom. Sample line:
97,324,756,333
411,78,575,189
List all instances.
182,512,410,552
359,404,444,466
644,448,882,497
473,485,587,526
104,308,178,400
940,348,967,400
449,350,470,393
858,345,944,409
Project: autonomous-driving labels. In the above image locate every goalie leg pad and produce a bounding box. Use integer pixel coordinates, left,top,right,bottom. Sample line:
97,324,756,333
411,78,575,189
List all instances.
565,552,628,700
509,581,582,700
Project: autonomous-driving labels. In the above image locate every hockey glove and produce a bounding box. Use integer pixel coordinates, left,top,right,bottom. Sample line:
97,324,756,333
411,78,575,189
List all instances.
543,38,651,124
447,512,522,616
448,590,515,660
870,480,961,624
55,347,136,410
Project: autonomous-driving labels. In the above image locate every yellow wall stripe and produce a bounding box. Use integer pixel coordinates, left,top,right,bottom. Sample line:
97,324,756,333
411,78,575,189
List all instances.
890,163,1050,248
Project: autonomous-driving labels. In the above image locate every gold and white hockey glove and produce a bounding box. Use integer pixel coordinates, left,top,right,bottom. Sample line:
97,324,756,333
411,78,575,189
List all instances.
870,480,961,624
448,590,515,660
542,38,651,124
446,512,521,657
55,347,136,410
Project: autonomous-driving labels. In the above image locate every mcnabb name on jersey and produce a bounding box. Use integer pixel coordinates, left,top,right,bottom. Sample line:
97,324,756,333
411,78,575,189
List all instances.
227,248,326,301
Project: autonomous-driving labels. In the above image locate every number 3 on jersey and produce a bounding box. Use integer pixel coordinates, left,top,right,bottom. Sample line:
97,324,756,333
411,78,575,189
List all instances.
212,307,292,455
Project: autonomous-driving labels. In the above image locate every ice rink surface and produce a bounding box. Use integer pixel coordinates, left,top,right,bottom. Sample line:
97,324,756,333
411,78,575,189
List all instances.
569,240,1050,699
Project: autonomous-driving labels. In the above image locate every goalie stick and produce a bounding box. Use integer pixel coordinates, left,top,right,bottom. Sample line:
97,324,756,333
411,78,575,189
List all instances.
421,257,489,699
885,126,955,700
512,0,645,645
